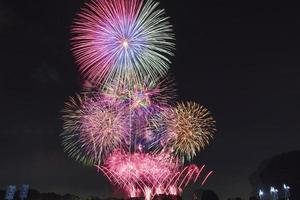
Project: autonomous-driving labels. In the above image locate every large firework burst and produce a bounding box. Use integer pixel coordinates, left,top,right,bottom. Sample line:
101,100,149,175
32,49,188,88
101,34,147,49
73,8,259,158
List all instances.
166,102,216,162
71,0,175,86
61,93,130,165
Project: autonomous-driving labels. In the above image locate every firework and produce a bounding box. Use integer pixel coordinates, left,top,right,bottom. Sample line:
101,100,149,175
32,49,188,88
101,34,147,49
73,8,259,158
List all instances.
166,102,216,162
129,78,176,111
62,0,218,198
99,78,176,153
71,0,175,86
103,77,176,109
102,77,176,130
97,150,213,200
61,93,130,165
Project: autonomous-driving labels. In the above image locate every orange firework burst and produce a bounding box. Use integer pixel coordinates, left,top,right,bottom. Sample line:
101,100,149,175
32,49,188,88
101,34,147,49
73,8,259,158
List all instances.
166,102,216,162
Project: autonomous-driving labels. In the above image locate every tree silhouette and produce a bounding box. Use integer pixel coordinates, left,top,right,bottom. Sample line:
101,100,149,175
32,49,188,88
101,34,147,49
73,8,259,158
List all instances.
193,189,219,200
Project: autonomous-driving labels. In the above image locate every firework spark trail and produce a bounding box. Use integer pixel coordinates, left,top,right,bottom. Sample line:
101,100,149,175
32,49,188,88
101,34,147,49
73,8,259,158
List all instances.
98,150,212,199
201,170,214,186
193,164,205,182
71,0,175,87
178,165,198,189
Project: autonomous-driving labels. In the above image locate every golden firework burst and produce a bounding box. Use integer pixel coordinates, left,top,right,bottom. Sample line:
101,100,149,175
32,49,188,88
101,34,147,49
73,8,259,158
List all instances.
166,102,216,162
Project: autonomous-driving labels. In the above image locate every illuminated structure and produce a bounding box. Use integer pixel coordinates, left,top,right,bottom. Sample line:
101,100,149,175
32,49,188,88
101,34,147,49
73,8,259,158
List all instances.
270,187,279,200
283,184,290,200
258,189,264,200
62,0,217,199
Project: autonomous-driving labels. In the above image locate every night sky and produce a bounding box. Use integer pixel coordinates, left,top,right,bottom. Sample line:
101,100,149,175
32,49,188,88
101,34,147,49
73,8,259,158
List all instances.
1,0,300,199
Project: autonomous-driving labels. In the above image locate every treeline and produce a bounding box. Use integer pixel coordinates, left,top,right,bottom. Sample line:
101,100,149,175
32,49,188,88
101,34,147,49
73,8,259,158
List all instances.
0,189,182,200
0,189,120,200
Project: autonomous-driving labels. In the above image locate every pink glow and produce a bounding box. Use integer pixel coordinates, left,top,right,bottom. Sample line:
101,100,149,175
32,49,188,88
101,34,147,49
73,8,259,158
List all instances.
168,186,177,195
96,150,212,199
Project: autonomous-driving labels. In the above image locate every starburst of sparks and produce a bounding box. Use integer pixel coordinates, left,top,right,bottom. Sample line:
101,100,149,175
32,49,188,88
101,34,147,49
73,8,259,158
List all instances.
61,94,130,165
166,102,216,162
71,0,175,87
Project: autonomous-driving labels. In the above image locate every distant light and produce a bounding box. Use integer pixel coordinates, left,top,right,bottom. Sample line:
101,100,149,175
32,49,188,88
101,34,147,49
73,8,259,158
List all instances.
259,190,264,196
270,187,275,193
284,184,290,190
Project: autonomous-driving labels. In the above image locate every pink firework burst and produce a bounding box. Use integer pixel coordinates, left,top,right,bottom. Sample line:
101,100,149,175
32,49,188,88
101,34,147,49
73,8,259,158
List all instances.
97,150,213,200
61,93,130,165
71,0,175,86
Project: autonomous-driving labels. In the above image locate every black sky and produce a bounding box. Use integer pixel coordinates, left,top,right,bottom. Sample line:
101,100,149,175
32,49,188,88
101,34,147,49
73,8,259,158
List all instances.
0,0,300,199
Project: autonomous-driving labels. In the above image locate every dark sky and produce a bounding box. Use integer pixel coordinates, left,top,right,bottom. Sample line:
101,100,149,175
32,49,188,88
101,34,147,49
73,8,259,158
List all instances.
0,0,300,199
